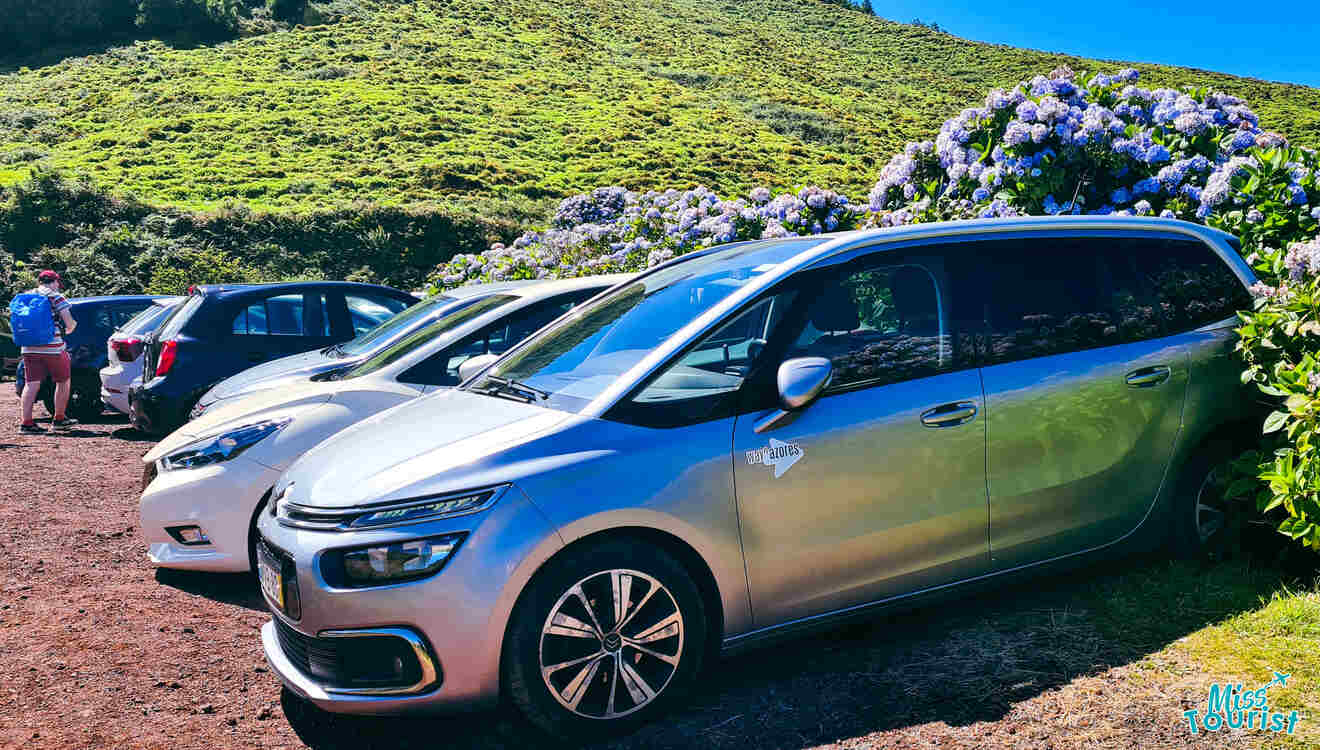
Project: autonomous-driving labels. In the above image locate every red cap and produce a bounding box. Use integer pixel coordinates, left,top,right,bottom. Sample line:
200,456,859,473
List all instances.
37,269,62,284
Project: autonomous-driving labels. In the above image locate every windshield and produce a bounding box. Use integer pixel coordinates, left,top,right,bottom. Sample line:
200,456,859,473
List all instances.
466,238,828,413
337,293,472,357
121,300,183,335
335,294,520,379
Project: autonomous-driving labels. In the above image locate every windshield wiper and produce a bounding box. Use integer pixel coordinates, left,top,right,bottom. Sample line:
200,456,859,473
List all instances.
478,375,549,403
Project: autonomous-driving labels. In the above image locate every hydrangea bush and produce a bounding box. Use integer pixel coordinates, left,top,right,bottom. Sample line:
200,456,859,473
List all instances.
428,66,1320,549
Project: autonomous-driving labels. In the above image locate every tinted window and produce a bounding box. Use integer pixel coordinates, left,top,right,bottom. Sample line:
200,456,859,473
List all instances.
158,294,204,340
974,237,1170,364
1130,238,1251,332
121,301,182,335
93,303,147,334
400,291,600,386
346,293,411,336
232,293,329,336
787,260,949,390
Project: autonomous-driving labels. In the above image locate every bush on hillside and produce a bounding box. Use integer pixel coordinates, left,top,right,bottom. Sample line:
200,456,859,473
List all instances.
0,0,137,57
0,170,520,301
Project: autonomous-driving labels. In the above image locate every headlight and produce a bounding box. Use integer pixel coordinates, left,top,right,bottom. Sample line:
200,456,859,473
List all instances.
333,533,466,587
160,418,290,471
347,489,498,528
277,486,506,530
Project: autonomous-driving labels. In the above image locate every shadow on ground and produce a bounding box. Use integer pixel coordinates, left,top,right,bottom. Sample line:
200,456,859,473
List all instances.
155,568,266,613
273,551,1317,750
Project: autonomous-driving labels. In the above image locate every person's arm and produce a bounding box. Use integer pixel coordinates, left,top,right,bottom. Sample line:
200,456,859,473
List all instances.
59,307,76,335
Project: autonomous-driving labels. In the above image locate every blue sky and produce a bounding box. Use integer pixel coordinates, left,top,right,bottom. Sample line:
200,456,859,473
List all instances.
867,0,1320,88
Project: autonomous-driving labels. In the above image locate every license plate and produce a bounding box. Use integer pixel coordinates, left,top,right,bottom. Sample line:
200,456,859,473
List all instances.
257,545,284,611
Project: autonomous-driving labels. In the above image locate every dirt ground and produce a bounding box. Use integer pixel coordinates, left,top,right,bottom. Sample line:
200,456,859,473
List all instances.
0,385,1304,749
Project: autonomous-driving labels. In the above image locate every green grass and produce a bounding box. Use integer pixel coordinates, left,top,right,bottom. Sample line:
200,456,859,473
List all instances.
1,0,1318,224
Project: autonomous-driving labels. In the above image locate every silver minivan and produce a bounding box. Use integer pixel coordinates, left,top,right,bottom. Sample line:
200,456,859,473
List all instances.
256,217,1260,737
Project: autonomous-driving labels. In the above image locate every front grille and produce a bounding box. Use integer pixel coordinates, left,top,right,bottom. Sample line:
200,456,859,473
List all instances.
272,618,429,691
274,618,342,683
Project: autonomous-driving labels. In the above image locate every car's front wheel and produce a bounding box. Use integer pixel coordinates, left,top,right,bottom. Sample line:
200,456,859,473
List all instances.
503,539,707,738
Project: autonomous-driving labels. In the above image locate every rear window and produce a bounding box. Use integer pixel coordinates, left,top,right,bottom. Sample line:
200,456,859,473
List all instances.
120,301,183,335
157,294,205,340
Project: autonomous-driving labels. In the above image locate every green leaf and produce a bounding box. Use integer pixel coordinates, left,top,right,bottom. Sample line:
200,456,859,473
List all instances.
1264,410,1290,434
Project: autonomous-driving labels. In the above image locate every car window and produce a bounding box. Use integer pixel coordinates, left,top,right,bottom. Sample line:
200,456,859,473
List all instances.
232,293,329,337
617,291,799,427
399,290,601,387
337,293,479,357
120,301,182,335
974,237,1172,365
468,237,828,414
786,261,949,391
346,293,411,336
335,294,522,380
1124,238,1252,333
157,293,204,340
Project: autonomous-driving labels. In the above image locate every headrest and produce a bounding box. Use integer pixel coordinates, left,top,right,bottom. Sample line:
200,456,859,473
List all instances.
810,280,860,333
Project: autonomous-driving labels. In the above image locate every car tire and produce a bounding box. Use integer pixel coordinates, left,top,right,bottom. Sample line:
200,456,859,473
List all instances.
40,380,103,421
503,539,707,739
1170,436,1238,559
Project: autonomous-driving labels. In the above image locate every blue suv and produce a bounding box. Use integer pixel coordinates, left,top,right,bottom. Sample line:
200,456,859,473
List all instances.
129,281,416,435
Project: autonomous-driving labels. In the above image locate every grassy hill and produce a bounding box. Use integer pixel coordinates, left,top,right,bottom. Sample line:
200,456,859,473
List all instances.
3,0,1319,217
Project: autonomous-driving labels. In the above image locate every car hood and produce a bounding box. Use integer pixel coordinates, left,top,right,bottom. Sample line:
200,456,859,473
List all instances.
144,380,345,462
279,390,582,510
206,349,352,402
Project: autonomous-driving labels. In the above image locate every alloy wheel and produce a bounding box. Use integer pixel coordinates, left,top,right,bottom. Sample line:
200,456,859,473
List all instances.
538,569,684,720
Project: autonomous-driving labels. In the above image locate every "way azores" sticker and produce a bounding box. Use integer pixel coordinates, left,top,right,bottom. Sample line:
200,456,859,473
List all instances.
746,438,805,479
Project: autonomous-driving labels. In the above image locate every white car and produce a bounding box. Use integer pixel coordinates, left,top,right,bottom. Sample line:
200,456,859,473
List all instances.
138,276,623,572
100,297,185,414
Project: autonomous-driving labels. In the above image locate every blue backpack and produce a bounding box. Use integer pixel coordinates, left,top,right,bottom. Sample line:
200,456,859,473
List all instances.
9,293,56,348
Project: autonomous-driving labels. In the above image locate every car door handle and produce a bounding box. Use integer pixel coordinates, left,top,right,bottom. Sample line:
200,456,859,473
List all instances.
920,401,978,428
1126,365,1171,388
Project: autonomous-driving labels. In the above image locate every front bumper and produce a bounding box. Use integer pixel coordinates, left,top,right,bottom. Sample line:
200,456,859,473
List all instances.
139,455,282,573
254,484,563,715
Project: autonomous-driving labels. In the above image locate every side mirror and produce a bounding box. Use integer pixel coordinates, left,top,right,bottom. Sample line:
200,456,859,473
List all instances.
756,357,832,433
457,353,500,382
777,357,833,410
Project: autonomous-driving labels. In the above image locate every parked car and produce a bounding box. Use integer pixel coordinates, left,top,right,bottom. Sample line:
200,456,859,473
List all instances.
14,295,178,419
128,282,417,435
253,217,1262,737
0,315,17,377
99,297,186,414
188,281,534,421
139,276,622,573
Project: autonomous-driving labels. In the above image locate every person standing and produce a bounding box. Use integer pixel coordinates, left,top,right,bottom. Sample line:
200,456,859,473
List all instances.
11,270,78,433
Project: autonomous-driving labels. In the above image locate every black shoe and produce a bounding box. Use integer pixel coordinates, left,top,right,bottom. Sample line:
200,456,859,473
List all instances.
19,423,46,434
51,418,78,430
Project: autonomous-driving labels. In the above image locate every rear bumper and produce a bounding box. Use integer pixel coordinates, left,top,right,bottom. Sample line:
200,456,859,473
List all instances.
129,379,195,435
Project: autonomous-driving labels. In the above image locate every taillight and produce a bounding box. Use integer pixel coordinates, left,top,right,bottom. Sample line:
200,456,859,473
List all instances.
156,340,179,377
111,337,144,363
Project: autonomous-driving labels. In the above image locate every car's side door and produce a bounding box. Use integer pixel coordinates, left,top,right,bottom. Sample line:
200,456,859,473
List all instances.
229,291,337,367
972,234,1190,570
728,246,990,629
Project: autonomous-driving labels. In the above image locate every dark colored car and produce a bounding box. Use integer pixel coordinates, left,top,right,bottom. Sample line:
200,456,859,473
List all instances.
0,315,18,377
128,281,417,435
13,295,178,419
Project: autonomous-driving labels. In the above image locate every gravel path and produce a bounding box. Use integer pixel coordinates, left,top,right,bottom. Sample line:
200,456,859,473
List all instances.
0,386,1283,749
